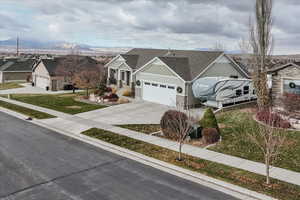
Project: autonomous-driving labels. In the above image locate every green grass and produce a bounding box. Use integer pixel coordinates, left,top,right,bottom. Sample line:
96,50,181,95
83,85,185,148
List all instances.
0,82,24,90
210,110,300,172
117,124,161,134
0,100,55,119
9,93,107,115
82,128,300,200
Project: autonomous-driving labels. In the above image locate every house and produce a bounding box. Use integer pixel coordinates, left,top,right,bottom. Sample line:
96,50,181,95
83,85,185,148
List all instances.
106,48,250,107
268,62,300,106
0,58,35,83
33,56,103,91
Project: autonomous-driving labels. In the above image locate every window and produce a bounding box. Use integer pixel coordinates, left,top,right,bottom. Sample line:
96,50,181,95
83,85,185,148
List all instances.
152,83,158,87
121,72,125,81
236,89,242,96
168,86,175,89
160,85,166,88
283,79,300,95
243,86,249,95
144,82,150,85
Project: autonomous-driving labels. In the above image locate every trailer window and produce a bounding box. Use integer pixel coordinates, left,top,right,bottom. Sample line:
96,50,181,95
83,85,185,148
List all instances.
236,89,242,97
243,86,249,94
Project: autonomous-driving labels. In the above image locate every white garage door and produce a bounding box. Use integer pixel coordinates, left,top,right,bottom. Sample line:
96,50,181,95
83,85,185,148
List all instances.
142,81,177,106
35,76,49,89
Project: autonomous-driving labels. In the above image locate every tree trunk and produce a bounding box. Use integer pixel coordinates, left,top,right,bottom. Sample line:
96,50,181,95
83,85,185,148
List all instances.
178,142,182,161
86,88,89,97
254,72,270,109
265,155,270,184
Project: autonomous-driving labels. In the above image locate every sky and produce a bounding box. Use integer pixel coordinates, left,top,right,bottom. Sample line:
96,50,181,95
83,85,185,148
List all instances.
0,0,299,54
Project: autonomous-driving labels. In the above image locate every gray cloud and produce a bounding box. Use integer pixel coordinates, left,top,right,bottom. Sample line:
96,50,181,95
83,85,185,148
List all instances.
0,0,300,54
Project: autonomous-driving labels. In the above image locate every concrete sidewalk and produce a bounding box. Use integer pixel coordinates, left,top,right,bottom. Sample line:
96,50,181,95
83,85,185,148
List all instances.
1,96,300,187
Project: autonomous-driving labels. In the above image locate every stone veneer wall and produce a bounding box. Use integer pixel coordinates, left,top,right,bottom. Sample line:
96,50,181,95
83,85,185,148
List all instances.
271,65,300,106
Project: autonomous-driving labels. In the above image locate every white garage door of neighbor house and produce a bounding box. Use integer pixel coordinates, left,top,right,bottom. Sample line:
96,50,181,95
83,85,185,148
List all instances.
142,81,177,106
36,76,49,89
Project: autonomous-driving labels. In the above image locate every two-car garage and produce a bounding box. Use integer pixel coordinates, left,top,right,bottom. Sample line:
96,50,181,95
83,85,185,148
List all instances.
142,81,177,107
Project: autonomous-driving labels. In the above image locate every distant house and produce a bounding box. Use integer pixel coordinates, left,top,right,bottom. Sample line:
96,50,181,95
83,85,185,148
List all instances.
33,56,103,91
0,59,35,83
106,48,249,107
268,62,300,106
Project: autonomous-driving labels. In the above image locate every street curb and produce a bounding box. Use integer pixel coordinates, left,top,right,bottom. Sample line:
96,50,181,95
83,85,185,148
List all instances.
31,120,276,200
0,107,277,200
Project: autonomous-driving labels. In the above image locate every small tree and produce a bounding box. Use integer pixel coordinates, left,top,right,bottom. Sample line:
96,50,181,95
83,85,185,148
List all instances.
160,110,193,161
248,108,286,184
199,108,219,131
74,69,101,97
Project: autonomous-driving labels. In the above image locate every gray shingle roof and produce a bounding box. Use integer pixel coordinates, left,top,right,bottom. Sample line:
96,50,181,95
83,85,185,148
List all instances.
0,59,35,72
120,48,224,81
158,57,191,81
39,56,101,76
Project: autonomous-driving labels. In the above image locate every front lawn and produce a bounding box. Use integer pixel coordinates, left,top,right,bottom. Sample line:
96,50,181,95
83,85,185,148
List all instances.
82,128,300,200
0,100,55,119
10,93,107,115
117,124,161,134
210,109,300,172
0,82,24,90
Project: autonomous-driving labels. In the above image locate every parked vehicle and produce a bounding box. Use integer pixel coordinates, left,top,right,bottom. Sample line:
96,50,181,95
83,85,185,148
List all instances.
192,77,257,108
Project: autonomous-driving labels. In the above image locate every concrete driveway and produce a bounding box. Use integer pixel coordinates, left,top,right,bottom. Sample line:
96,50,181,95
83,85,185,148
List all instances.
76,100,204,125
0,83,75,95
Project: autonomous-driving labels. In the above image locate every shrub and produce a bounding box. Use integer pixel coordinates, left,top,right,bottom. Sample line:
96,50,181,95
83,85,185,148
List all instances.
160,110,191,140
256,109,291,129
103,93,119,102
202,128,220,144
199,108,219,131
280,93,300,113
122,89,132,97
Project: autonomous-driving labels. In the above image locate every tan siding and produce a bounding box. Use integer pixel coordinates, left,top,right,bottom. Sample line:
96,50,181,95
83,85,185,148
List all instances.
3,72,31,82
141,60,176,77
201,63,243,78
272,66,300,106
33,62,50,79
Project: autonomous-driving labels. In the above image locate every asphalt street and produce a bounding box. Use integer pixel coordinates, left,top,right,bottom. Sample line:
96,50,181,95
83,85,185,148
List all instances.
0,111,237,200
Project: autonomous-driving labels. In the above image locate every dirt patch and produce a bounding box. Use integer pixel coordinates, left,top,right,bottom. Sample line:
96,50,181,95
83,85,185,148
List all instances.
66,106,82,109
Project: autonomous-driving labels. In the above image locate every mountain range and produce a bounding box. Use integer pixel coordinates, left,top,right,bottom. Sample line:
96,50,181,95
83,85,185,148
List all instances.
0,38,95,51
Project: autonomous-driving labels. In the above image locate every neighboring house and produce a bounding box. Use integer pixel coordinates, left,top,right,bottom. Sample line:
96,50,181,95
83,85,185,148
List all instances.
106,48,249,107
0,59,35,83
268,62,300,106
33,56,103,91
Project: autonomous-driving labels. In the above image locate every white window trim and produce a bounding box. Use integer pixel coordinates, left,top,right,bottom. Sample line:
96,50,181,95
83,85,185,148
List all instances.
281,77,300,94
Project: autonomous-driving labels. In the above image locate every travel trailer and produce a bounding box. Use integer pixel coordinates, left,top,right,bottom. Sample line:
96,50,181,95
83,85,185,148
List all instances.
192,77,257,108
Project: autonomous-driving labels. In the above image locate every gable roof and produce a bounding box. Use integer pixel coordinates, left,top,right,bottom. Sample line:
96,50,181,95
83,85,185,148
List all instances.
0,59,35,72
120,48,169,70
118,48,251,81
268,62,300,73
36,56,101,76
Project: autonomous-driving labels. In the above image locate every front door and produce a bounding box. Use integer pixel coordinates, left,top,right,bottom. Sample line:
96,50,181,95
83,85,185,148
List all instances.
52,80,57,91
126,71,130,86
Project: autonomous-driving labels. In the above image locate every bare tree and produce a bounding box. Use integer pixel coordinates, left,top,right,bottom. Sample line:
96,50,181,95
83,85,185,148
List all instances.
55,55,104,94
160,99,195,161
238,37,252,54
250,0,273,109
73,68,102,97
211,41,226,51
247,108,286,184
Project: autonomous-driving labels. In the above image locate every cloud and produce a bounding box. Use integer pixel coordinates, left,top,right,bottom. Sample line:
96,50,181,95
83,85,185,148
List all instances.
0,0,300,54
